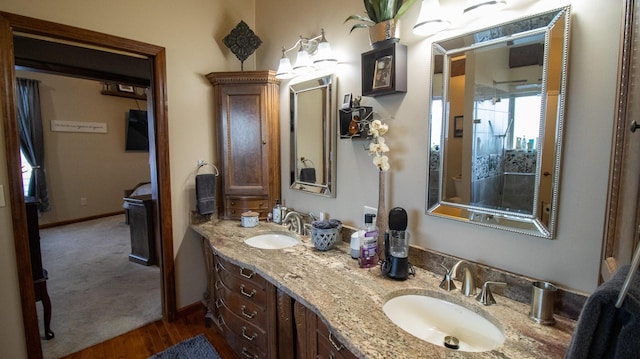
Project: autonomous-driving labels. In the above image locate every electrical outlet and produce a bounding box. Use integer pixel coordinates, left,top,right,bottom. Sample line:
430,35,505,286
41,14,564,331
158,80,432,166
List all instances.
363,206,377,225
0,184,5,207
80,197,87,206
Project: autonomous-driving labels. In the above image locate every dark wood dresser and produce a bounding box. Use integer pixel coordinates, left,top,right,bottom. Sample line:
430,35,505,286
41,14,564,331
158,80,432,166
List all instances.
25,198,54,339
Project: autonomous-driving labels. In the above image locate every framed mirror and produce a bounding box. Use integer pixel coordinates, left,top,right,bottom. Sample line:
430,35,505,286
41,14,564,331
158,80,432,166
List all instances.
289,73,337,196
427,6,570,238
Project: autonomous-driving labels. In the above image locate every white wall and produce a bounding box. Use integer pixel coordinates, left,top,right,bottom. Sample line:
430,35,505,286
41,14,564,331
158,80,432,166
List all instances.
257,0,621,295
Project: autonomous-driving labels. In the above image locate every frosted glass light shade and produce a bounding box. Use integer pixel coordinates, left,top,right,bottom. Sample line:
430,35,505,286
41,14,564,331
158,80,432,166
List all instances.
313,41,338,69
293,49,312,74
275,57,294,79
463,0,507,19
413,0,451,37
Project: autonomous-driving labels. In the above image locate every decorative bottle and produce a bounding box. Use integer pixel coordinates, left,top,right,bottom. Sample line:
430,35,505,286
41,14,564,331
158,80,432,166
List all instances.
273,200,282,224
359,213,379,268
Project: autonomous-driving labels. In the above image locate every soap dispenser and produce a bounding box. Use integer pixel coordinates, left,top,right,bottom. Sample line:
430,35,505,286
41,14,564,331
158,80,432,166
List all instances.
359,213,378,268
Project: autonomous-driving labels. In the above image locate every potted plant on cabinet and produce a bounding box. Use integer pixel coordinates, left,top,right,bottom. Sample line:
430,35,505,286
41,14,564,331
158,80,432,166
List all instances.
345,0,418,48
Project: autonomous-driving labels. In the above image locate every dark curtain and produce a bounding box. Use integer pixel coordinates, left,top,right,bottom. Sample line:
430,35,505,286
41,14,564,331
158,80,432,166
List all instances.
17,78,50,212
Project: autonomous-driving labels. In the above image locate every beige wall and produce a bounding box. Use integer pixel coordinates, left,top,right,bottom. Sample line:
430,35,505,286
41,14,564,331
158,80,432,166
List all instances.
257,0,620,295
0,1,254,357
16,71,150,225
0,0,627,357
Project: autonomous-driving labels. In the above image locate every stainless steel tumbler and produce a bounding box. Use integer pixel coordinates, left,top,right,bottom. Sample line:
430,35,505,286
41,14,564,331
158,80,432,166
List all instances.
529,281,557,325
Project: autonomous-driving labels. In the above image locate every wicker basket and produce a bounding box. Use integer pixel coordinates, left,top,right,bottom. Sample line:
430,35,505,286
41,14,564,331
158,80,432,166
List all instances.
311,226,340,251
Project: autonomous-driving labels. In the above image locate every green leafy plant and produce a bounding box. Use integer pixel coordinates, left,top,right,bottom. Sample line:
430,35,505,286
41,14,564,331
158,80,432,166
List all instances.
345,0,418,33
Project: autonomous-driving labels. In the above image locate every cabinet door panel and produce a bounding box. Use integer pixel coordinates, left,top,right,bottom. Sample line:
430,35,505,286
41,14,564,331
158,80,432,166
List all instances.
221,85,269,196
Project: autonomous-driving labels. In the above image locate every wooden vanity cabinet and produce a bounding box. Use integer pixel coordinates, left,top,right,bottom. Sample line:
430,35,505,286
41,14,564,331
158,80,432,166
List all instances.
201,237,355,359
206,71,280,220
294,301,358,359
202,240,285,358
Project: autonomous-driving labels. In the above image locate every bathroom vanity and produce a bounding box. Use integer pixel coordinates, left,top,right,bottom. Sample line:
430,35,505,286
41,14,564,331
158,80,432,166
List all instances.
193,220,576,358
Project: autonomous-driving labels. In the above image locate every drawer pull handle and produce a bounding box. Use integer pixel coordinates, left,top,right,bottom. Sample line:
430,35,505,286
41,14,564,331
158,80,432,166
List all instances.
215,298,223,309
214,280,222,290
242,326,258,341
239,268,256,279
214,263,221,272
240,284,256,298
242,347,258,359
241,305,257,319
215,315,224,328
328,332,344,351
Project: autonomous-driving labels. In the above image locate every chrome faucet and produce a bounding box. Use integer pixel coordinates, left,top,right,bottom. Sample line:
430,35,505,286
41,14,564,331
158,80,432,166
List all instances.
451,260,477,297
282,210,304,235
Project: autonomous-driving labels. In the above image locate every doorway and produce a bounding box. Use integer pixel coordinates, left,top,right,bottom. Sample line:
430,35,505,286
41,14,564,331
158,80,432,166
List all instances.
0,12,176,359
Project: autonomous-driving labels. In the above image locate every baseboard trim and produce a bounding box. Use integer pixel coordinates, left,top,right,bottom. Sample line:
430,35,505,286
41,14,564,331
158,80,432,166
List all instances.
39,211,125,229
177,302,205,318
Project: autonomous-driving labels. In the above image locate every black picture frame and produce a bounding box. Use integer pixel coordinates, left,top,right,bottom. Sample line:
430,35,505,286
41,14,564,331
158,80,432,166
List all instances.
372,55,393,90
454,115,463,137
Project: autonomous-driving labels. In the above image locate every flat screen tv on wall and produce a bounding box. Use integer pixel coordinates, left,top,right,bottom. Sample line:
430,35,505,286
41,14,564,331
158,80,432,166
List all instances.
125,109,149,151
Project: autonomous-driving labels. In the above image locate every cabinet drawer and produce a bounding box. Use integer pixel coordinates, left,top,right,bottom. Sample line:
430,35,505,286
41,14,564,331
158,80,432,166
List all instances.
226,198,268,209
217,287,268,329
316,317,357,359
215,254,267,289
216,274,266,312
218,310,268,359
219,300,268,351
225,198,269,219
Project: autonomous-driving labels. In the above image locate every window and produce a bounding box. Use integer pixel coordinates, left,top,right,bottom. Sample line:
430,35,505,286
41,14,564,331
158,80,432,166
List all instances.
512,95,542,149
20,150,32,195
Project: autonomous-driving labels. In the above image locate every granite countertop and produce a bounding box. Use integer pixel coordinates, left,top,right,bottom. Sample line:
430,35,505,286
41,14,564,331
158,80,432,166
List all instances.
192,220,576,359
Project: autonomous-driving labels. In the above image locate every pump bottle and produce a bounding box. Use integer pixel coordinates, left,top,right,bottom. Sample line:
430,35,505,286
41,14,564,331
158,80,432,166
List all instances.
359,213,379,268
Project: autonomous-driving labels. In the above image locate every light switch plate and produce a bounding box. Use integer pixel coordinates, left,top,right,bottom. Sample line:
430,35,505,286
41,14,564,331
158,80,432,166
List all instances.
0,184,5,207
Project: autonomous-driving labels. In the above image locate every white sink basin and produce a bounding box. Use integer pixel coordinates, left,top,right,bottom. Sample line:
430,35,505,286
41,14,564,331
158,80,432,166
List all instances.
244,232,300,249
382,294,505,352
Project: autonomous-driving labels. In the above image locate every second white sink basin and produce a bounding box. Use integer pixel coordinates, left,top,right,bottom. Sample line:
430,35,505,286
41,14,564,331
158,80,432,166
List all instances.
244,232,301,249
382,294,505,352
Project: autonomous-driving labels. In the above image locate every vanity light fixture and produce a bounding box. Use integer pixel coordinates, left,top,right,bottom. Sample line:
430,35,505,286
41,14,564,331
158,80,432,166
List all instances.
413,0,451,37
275,29,338,80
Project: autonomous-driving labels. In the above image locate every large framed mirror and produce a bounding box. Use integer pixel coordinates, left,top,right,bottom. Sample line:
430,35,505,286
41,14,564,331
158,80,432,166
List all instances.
289,73,337,196
427,6,570,238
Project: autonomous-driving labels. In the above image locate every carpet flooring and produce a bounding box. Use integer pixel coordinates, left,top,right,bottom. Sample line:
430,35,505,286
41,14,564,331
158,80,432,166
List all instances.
37,215,161,359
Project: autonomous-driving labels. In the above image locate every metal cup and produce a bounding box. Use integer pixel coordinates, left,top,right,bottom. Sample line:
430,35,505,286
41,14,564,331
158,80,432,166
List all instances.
529,281,557,325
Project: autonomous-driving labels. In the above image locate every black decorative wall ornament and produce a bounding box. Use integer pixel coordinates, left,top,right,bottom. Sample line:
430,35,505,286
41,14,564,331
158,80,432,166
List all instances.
223,20,262,70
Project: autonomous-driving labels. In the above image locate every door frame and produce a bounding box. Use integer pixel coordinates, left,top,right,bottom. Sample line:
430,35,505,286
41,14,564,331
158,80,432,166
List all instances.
0,12,176,359
603,0,640,278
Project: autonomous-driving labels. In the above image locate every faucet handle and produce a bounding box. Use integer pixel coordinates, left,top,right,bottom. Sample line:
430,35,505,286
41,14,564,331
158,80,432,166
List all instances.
439,264,457,291
476,281,507,306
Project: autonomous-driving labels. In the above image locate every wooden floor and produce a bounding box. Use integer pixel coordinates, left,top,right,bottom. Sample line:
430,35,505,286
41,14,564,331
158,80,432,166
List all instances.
60,306,237,359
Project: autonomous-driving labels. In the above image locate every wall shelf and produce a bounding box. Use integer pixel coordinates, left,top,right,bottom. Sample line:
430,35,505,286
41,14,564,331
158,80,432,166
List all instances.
101,82,147,100
361,42,407,97
339,106,373,139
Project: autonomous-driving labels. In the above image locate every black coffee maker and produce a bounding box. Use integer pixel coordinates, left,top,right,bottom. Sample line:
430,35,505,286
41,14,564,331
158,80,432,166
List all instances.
381,207,415,280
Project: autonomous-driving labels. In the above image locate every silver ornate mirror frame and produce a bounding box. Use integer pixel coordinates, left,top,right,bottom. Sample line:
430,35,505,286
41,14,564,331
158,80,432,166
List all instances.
426,6,571,238
289,73,337,197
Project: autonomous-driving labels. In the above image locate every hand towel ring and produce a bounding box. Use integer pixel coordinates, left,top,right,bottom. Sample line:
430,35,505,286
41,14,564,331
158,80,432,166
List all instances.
300,157,315,168
197,162,219,176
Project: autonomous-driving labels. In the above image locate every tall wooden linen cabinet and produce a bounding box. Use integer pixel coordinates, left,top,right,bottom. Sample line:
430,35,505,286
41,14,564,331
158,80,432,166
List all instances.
206,71,280,220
